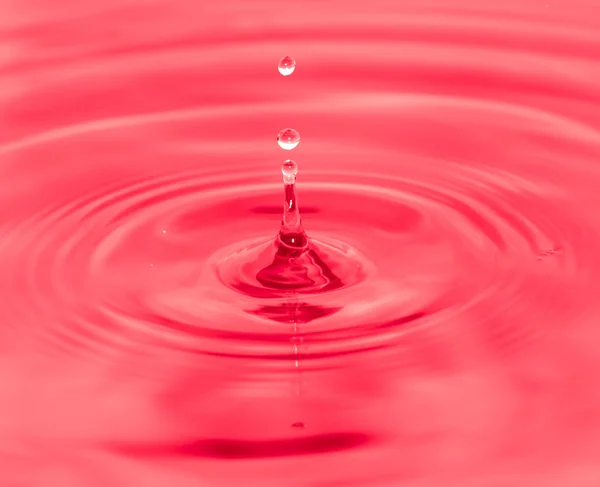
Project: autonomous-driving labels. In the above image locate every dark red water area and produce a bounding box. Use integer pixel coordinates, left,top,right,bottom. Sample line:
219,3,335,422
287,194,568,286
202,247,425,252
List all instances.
2,0,600,485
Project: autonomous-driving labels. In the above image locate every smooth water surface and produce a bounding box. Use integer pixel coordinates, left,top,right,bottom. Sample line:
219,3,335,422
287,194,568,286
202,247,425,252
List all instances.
2,0,600,485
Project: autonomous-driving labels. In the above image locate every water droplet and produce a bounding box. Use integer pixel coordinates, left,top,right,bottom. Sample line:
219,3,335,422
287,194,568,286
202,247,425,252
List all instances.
277,128,300,150
278,56,296,76
282,160,298,184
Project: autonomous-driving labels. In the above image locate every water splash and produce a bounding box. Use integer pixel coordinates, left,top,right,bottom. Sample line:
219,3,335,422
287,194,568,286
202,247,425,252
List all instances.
279,159,306,248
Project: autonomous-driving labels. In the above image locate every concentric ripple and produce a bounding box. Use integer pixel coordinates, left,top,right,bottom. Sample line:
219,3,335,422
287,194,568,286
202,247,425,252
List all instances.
0,131,590,366
2,1,600,486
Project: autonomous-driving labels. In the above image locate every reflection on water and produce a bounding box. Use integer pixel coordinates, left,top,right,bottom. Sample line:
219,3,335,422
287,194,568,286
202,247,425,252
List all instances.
2,0,600,485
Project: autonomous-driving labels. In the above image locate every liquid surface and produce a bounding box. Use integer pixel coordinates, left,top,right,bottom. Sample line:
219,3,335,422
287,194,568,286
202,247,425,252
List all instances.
2,0,600,486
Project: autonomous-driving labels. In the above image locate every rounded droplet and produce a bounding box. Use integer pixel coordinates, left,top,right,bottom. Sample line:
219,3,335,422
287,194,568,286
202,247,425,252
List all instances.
282,160,298,184
278,56,296,76
277,128,300,150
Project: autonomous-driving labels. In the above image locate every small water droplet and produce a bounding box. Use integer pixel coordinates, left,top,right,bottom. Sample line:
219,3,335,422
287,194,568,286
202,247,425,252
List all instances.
278,56,296,76
277,128,300,150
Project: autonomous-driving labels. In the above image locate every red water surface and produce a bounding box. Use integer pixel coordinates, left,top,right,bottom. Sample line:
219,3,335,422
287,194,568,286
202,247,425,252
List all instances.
2,0,600,485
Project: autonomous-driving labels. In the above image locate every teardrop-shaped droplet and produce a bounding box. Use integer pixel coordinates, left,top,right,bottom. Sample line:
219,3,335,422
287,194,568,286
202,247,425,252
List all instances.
278,56,296,76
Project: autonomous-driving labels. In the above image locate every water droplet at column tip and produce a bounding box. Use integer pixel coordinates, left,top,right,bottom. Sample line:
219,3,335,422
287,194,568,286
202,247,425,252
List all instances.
282,160,298,184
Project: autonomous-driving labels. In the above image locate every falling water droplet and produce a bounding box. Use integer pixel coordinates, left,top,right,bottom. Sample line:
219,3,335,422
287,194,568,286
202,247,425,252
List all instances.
277,128,300,150
278,56,296,76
